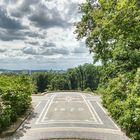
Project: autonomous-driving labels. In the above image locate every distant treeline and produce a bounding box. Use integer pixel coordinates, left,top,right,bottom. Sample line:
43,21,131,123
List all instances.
31,64,100,93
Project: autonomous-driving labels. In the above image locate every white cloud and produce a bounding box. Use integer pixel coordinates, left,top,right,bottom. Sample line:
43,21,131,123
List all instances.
0,0,92,70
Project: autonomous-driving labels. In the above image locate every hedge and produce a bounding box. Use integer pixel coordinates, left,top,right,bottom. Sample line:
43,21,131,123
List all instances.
102,69,140,140
0,75,34,133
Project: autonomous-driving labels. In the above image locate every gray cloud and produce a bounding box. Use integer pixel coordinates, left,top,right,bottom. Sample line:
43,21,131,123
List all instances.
0,48,6,53
0,7,25,30
0,0,81,41
72,42,89,54
10,0,39,18
43,47,69,55
0,28,45,41
25,31,45,39
25,41,40,46
22,46,69,56
3,0,18,4
29,4,71,29
0,6,29,41
42,42,56,48
22,47,38,55
67,2,79,21
0,0,93,70
25,41,56,48
0,29,26,41
72,47,88,53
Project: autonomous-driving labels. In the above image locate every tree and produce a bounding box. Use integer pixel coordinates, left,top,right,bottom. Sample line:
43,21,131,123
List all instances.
32,73,49,92
50,73,70,90
67,69,78,90
75,0,140,72
82,64,100,90
76,65,84,90
75,1,140,139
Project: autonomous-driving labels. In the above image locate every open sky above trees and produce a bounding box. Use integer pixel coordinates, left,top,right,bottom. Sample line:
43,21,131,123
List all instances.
0,0,92,70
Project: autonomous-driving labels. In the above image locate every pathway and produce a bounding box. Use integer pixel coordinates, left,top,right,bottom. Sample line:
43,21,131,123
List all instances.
5,92,130,140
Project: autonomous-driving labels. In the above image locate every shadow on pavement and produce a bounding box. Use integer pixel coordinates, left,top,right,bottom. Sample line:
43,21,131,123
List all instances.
3,111,38,140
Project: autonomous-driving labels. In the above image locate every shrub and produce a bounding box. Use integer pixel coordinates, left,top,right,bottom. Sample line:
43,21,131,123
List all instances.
84,87,92,92
0,100,12,132
101,69,140,140
0,75,34,133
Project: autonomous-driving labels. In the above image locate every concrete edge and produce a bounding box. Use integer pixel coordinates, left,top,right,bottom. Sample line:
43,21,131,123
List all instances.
0,107,33,138
32,90,95,96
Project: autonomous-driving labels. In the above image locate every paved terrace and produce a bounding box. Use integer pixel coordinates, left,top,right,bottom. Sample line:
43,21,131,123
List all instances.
4,92,130,140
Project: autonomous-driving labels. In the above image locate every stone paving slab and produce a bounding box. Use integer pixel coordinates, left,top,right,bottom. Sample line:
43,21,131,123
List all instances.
2,92,130,140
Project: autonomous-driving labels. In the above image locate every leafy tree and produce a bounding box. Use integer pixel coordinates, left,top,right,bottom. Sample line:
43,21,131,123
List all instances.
32,64,100,92
102,70,140,140
82,64,100,90
75,0,140,72
76,65,84,90
50,73,70,90
67,69,78,90
75,0,140,139
32,73,50,92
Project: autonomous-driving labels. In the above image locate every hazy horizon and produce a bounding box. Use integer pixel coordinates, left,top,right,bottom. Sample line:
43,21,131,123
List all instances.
0,62,93,71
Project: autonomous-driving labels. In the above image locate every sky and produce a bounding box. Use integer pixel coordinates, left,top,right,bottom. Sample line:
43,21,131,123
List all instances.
0,0,93,70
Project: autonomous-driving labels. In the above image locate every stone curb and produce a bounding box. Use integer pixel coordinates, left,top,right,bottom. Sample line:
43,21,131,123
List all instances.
0,107,33,138
32,90,95,96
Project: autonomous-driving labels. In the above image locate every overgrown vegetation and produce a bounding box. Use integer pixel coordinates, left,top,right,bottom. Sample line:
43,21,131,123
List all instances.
75,0,140,139
0,75,34,133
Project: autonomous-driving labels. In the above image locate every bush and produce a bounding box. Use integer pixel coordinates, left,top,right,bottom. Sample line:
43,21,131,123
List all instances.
84,87,92,92
101,69,140,140
0,75,34,133
0,101,12,132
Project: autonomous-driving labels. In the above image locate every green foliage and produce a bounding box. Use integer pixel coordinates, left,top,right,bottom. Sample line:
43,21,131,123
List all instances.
76,64,100,90
75,0,140,72
49,73,70,90
32,73,51,92
32,64,100,92
0,75,34,133
84,87,92,92
76,0,140,139
67,68,78,90
0,101,11,132
102,70,140,139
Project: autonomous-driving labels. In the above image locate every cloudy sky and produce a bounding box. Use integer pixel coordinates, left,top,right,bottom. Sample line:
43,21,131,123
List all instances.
0,0,92,70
